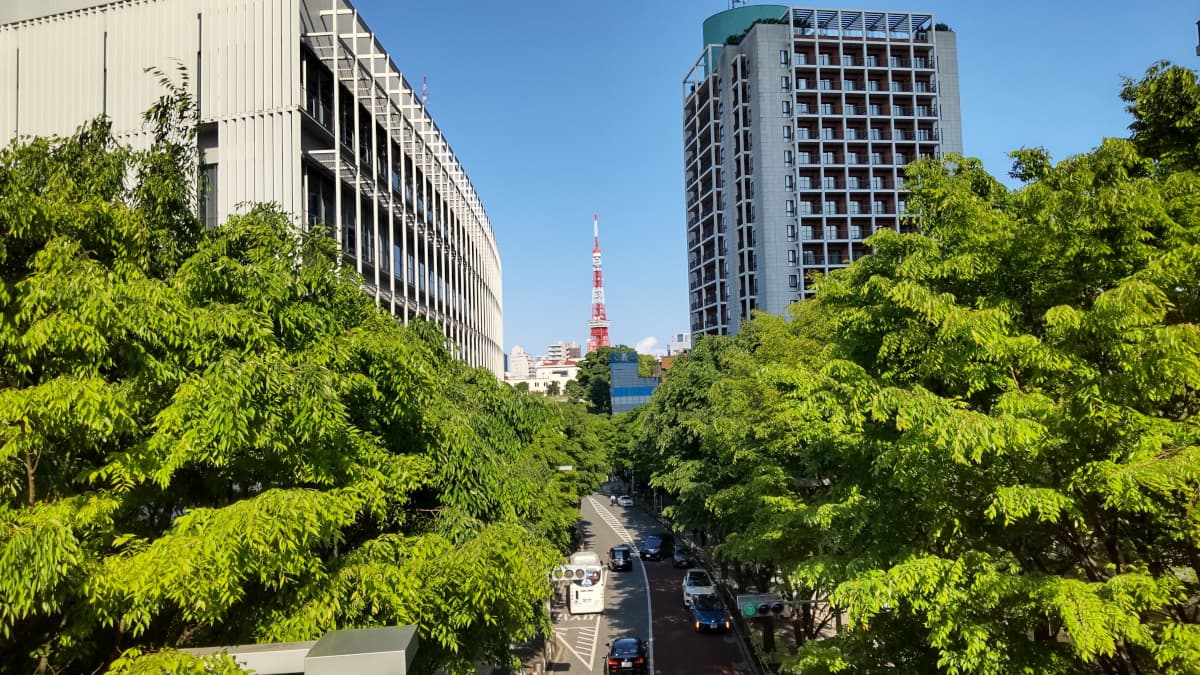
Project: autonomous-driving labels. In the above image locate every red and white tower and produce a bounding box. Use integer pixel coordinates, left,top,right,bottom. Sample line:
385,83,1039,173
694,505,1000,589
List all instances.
587,212,611,354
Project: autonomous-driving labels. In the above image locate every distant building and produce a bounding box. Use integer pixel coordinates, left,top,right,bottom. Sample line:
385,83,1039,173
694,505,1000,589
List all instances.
667,332,692,356
505,344,579,395
547,341,582,362
610,352,661,414
506,346,536,381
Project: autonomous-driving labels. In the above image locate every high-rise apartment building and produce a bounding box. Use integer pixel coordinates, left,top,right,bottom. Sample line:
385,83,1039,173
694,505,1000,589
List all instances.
0,0,504,374
546,341,582,362
683,5,962,335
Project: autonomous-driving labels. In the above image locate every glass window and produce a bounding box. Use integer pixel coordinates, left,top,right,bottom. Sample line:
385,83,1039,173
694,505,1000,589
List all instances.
780,49,789,64
782,101,792,115
199,164,218,228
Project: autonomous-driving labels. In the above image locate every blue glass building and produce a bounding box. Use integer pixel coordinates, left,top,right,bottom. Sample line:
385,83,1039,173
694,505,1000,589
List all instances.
610,352,661,414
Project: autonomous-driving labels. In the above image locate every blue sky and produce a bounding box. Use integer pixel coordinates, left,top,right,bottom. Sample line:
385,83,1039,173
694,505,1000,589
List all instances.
352,0,1196,359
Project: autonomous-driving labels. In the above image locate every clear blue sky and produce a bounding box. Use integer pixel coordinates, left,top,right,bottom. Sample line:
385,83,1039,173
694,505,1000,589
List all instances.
352,0,1196,359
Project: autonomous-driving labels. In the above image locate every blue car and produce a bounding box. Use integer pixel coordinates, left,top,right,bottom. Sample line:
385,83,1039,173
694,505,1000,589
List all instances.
689,593,731,632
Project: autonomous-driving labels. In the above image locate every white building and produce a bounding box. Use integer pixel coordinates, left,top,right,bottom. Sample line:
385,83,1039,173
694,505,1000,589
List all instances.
506,345,536,381
667,332,692,356
0,0,504,374
546,341,582,363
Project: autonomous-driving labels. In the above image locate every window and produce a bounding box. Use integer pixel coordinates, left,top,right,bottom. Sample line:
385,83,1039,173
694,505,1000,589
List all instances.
847,176,861,189
786,223,797,240
917,105,930,117
780,49,789,64
825,224,839,239
868,80,880,92
871,152,883,165
866,55,879,67
787,249,798,265
869,127,882,140
869,104,882,115
871,176,885,189
822,152,836,164
846,128,859,140
785,150,795,165
782,101,792,115
873,200,886,213
797,102,810,114
821,127,835,140
781,75,791,90
917,129,931,141
796,77,809,90
844,79,859,90
823,200,838,214
783,125,793,140
801,225,814,240
784,175,795,190
794,52,808,65
819,79,832,90
797,126,810,139
847,151,860,164
785,199,796,216
200,164,218,228
898,200,907,214
819,53,831,66
823,176,837,189
800,201,814,215
820,103,833,115
895,152,908,164
848,201,862,215
845,103,858,115
789,274,799,288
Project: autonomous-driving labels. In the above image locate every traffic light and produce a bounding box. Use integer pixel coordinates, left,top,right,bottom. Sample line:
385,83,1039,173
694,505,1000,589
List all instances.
736,593,790,619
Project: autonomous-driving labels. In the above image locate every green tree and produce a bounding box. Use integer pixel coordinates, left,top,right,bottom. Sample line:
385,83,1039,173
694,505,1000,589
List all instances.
0,87,603,674
545,380,560,397
635,62,1200,674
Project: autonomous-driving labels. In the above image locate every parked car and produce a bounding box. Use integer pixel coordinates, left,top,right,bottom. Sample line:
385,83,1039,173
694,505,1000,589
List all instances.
682,569,717,607
605,636,648,674
608,544,633,571
672,546,696,568
638,533,674,561
689,593,732,632
616,495,634,507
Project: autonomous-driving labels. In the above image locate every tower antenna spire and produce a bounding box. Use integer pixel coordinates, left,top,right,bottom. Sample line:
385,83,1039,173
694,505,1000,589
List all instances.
587,211,611,354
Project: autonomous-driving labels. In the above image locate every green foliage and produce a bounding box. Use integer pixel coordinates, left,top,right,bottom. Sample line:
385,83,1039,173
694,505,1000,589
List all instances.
631,62,1200,674
0,85,605,673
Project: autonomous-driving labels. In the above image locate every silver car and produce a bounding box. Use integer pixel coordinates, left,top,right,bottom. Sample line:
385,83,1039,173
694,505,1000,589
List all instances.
682,569,716,607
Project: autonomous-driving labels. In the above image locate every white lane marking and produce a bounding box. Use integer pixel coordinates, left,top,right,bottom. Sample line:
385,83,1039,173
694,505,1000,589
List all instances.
555,614,601,669
588,496,654,675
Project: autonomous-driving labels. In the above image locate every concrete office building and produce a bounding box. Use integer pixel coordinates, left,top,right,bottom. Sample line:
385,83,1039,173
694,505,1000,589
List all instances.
0,0,504,374
546,341,582,363
683,6,962,335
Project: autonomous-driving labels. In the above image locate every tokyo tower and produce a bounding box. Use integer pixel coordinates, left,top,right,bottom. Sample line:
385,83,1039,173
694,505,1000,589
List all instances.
587,212,611,354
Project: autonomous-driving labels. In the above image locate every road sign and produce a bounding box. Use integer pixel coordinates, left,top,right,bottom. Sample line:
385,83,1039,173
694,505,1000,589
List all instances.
736,593,789,618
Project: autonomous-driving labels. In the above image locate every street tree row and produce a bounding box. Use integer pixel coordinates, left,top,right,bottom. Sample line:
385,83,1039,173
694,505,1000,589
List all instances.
621,61,1200,674
0,74,610,674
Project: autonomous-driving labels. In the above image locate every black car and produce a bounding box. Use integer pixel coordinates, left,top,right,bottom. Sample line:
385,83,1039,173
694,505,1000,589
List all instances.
638,533,674,561
672,546,696,568
605,637,648,674
608,544,633,571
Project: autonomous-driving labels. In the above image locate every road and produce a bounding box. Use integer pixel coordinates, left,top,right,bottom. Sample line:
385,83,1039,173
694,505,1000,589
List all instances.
541,493,748,674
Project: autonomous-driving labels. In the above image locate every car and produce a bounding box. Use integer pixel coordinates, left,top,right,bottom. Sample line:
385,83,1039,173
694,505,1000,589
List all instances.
608,544,633,571
672,546,696,568
605,636,648,674
682,569,717,607
638,533,674,561
689,593,732,632
616,495,634,507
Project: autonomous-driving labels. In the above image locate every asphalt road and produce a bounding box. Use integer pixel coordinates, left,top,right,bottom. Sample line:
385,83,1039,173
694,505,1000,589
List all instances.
541,494,747,675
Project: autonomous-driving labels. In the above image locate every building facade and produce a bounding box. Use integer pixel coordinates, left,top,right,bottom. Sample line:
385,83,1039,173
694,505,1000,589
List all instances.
0,0,504,374
683,5,962,335
546,341,582,362
667,332,692,356
610,352,661,414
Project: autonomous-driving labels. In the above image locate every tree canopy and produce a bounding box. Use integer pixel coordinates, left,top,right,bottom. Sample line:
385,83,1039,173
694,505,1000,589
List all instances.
632,61,1200,674
0,81,607,674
